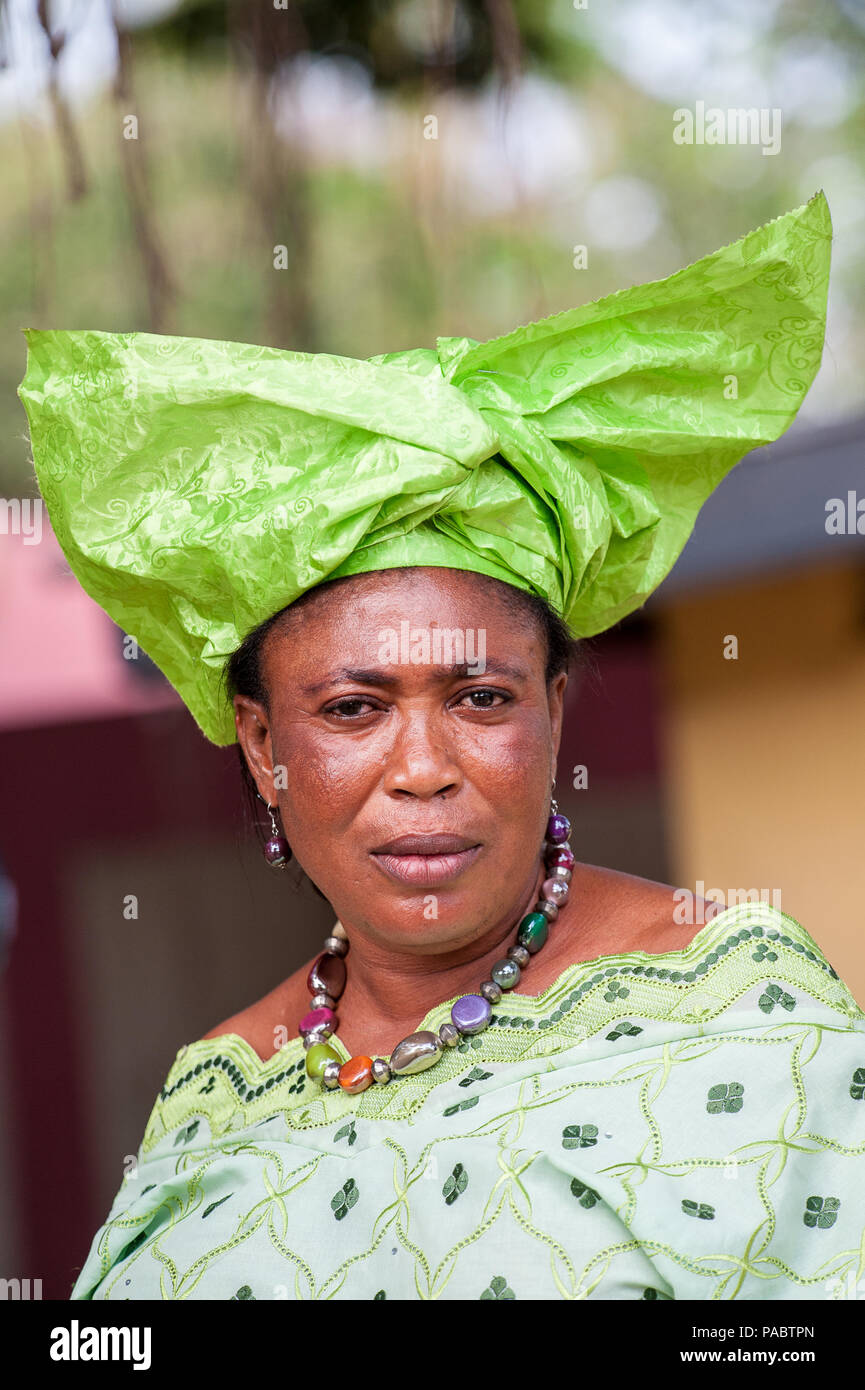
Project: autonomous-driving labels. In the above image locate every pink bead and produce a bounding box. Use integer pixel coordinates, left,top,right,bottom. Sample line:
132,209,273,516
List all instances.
542,877,569,904
546,845,575,871
299,1006,336,1035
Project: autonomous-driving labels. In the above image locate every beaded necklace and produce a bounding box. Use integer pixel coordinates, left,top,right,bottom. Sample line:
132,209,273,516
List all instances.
300,807,574,1091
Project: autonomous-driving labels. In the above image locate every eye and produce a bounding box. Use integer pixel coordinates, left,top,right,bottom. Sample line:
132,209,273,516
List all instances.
323,697,380,719
453,688,510,710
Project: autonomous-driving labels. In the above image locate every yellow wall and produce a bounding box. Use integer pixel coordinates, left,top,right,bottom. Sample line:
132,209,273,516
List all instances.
656,559,865,1008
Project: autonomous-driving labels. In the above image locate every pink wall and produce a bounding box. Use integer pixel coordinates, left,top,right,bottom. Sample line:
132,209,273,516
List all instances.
0,522,180,731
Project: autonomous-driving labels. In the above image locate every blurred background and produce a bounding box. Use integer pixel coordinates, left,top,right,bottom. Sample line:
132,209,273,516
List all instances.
0,0,864,1298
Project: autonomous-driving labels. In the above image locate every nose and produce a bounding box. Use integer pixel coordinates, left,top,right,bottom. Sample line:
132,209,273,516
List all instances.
382,710,463,801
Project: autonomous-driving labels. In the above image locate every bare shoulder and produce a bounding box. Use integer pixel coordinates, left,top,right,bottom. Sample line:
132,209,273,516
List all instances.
565,862,729,960
199,957,315,1062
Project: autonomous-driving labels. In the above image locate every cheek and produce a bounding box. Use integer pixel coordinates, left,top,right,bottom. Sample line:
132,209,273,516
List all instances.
460,710,553,795
272,726,377,832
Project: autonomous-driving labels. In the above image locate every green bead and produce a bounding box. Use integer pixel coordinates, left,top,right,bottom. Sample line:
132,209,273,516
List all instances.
305,1042,341,1080
517,912,548,954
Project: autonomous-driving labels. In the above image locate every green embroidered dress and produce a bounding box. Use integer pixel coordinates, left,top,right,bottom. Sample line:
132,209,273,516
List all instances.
71,902,865,1301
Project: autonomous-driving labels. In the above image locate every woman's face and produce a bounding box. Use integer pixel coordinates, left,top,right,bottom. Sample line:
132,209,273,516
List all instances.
234,567,568,953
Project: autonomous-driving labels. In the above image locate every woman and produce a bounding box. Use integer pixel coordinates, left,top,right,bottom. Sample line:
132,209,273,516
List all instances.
20,191,865,1300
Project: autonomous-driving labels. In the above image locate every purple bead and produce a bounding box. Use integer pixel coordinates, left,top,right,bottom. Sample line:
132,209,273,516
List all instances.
299,1006,336,1036
546,813,571,844
264,835,290,867
451,994,492,1036
546,844,575,871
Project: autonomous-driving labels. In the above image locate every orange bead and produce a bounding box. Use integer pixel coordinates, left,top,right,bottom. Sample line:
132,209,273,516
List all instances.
338,1056,374,1094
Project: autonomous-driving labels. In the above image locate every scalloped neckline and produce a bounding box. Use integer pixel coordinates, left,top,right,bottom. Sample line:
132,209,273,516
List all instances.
197,899,803,1073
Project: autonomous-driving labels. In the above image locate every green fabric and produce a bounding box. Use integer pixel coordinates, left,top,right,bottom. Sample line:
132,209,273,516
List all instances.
18,193,831,746
71,902,865,1301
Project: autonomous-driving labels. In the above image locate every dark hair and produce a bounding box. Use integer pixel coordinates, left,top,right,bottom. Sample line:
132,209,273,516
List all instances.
223,568,587,874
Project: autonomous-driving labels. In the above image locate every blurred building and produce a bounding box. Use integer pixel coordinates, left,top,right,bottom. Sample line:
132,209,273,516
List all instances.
648,414,865,1005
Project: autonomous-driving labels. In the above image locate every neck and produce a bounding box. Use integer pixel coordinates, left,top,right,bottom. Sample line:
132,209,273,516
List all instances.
333,858,549,1042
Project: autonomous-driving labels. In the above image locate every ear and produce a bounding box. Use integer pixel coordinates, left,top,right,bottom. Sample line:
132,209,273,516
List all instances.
547,670,568,769
233,694,278,804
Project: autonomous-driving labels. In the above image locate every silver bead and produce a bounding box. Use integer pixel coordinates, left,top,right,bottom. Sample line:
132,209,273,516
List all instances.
538,899,558,921
439,1021,460,1048
508,943,530,968
551,866,572,884
371,1057,391,1084
389,1030,443,1076
332,921,349,941
323,935,348,957
322,1059,341,1089
309,992,335,1011
479,979,503,1004
491,958,520,990
302,1023,333,1046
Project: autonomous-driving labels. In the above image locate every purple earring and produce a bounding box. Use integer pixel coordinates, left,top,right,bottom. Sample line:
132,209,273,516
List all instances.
547,780,570,845
263,801,291,869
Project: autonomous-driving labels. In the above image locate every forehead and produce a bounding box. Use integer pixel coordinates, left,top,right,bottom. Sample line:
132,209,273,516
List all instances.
261,567,545,678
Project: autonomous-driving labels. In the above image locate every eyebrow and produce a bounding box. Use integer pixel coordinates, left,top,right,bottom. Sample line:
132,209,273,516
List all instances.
299,659,529,697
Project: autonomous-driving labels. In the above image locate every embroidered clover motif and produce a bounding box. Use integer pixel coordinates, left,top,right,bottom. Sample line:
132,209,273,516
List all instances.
443,1162,468,1205
334,1120,357,1147
752,942,778,963
849,1068,865,1100
682,1200,715,1220
604,980,630,1003
480,1275,515,1300
443,1095,480,1117
706,1082,744,1114
459,1065,493,1088
562,1123,599,1149
330,1178,359,1221
758,983,796,1014
570,1178,600,1208
606,1020,643,1042
804,1196,840,1229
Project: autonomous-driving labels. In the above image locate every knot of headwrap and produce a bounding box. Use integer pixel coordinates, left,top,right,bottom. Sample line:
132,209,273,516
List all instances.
18,191,832,744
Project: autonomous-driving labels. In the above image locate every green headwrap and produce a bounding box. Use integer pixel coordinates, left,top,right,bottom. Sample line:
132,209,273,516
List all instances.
18,192,831,745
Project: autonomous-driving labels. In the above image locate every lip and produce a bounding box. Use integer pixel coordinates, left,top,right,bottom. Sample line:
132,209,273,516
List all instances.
371,833,479,855
370,833,482,886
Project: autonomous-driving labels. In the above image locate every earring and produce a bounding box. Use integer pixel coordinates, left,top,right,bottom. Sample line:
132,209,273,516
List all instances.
263,801,291,869
547,778,569,846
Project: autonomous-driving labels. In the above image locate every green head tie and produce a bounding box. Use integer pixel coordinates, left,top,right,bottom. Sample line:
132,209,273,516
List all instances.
18,192,832,744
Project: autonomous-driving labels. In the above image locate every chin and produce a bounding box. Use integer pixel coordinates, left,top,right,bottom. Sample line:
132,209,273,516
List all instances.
362,871,505,937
